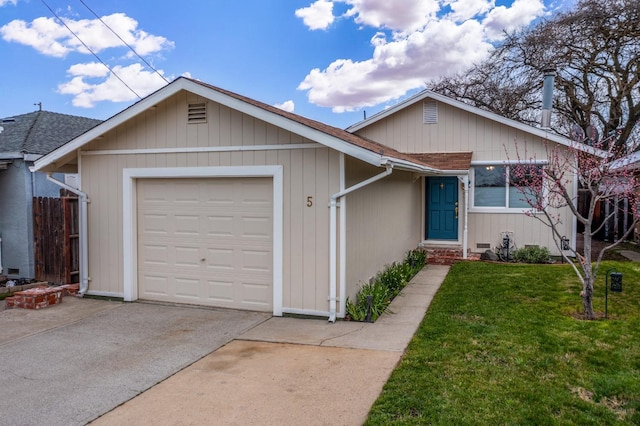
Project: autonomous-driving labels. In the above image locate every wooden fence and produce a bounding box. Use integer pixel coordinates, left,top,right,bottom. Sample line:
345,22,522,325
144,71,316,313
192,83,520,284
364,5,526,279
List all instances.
33,192,79,284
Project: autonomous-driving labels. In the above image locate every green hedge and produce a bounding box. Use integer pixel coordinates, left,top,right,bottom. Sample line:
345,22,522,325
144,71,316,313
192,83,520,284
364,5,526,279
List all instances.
346,249,426,322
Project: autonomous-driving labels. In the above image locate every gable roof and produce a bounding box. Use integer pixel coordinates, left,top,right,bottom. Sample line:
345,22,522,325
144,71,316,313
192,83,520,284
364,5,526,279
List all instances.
33,77,443,174
0,111,101,159
346,89,581,149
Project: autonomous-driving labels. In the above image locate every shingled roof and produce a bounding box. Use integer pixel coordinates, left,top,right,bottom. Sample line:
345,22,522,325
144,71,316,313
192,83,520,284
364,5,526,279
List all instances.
0,110,102,156
189,79,440,170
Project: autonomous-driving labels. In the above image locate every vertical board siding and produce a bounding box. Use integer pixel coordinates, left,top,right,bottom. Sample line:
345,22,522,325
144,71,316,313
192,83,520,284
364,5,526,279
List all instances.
355,101,548,159
344,158,422,301
354,98,573,256
80,92,338,313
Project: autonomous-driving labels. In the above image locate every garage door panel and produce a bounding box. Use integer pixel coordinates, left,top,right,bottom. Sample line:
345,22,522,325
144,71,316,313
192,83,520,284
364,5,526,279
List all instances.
143,275,169,296
241,249,271,272
206,248,234,270
138,177,273,311
206,216,234,237
241,216,271,238
173,277,201,299
174,215,201,235
238,281,271,308
140,214,170,234
174,246,201,268
204,280,235,303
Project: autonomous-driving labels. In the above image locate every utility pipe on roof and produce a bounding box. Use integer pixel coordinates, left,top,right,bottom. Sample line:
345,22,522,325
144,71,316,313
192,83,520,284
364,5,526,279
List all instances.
328,164,393,323
46,174,89,295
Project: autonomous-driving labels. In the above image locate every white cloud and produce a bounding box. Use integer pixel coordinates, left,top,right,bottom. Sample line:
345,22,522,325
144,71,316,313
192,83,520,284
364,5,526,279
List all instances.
483,0,546,41
0,0,17,6
295,0,335,30
343,0,439,34
66,62,109,78
445,0,493,22
274,100,295,112
0,13,173,57
298,0,548,112
57,63,169,107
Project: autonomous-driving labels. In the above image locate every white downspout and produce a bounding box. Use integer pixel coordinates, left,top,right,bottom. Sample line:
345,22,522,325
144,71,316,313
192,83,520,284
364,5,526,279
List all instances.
328,164,393,322
463,175,469,259
339,154,347,319
0,236,3,275
46,174,89,295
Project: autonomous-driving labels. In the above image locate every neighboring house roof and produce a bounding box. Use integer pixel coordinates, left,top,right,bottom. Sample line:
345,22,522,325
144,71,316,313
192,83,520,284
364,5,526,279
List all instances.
0,110,102,159
346,89,589,152
33,77,443,174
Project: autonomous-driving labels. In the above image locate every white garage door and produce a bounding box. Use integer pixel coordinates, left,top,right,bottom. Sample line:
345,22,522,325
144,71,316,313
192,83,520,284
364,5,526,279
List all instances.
137,177,273,311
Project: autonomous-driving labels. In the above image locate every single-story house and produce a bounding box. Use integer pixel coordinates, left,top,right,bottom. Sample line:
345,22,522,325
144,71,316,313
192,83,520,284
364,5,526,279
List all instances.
33,77,581,320
0,110,101,278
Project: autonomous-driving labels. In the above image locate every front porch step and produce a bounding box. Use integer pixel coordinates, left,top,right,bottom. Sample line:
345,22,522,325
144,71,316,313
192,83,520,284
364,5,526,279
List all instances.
422,247,480,265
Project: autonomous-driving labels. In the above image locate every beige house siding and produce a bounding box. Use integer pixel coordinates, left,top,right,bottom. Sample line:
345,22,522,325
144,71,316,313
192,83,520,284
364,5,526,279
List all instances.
467,210,573,255
354,99,549,159
344,157,422,301
79,92,340,314
354,97,576,256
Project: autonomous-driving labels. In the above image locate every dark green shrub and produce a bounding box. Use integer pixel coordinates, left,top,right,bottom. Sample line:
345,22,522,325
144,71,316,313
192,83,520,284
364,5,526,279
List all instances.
346,249,426,322
512,246,550,264
345,281,390,322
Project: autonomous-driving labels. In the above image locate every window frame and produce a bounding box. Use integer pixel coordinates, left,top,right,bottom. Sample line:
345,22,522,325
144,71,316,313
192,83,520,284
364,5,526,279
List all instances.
469,161,546,213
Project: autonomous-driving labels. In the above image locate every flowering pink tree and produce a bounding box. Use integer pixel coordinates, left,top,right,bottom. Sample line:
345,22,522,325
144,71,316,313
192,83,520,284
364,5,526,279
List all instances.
510,132,640,319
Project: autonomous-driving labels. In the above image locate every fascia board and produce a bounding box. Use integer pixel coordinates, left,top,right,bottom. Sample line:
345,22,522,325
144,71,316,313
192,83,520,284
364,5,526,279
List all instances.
380,157,441,174
35,78,385,171
23,154,41,162
0,152,23,160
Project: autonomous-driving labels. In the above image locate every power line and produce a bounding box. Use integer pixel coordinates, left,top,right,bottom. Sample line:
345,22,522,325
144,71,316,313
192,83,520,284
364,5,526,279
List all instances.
78,0,169,84
39,0,142,100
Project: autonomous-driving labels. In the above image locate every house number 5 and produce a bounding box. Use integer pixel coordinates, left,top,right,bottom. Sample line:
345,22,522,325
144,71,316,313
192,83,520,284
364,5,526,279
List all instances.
307,196,313,207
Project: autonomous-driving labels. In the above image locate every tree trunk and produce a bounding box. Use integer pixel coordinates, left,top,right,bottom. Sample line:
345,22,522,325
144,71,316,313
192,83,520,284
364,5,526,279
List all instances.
582,276,596,320
581,231,596,320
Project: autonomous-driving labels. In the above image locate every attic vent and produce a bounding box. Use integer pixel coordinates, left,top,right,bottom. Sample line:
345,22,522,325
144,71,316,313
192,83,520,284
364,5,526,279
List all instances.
423,100,438,124
188,103,207,123
2,118,16,123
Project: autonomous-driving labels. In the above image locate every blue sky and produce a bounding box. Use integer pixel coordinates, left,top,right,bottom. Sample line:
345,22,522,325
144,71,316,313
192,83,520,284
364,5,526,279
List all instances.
0,0,571,129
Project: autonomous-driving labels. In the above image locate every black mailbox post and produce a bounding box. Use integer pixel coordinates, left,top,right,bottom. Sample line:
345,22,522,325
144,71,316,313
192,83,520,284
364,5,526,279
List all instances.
605,269,623,319
610,272,622,292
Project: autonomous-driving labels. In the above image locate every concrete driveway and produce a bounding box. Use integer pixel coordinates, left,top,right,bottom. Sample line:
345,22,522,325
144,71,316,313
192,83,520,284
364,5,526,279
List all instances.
0,298,269,426
1,265,448,425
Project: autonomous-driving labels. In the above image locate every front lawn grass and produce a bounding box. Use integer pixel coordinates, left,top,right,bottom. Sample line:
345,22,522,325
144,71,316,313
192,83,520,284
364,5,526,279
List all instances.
367,261,640,425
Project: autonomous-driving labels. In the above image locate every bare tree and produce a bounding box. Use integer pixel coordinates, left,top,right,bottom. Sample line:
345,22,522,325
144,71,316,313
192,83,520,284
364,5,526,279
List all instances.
510,132,639,319
430,0,640,152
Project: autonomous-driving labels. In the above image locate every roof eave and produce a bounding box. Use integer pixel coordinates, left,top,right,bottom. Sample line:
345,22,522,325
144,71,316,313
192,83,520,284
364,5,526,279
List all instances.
380,156,444,174
346,90,582,150
34,78,391,172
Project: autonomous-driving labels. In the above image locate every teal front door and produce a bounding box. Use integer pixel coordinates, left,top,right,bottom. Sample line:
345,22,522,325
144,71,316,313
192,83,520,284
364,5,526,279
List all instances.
426,177,459,240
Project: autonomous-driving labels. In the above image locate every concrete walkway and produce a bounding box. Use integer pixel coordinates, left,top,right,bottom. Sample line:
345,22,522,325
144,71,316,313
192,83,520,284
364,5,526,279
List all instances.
620,250,640,262
92,265,449,425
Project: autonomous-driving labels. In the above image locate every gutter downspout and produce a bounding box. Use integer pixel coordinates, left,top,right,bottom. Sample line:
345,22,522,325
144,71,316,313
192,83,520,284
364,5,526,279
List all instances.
328,164,393,322
46,174,89,295
463,175,469,259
